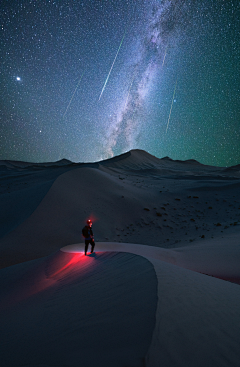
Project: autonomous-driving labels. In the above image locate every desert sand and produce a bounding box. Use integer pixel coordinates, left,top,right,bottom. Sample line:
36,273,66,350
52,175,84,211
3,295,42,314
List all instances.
0,149,240,366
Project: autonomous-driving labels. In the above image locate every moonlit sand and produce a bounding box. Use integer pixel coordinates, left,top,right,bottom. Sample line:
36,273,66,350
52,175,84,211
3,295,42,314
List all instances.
0,149,240,366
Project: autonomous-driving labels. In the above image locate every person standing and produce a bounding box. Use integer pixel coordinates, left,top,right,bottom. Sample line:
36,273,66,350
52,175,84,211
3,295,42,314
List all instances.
82,219,95,255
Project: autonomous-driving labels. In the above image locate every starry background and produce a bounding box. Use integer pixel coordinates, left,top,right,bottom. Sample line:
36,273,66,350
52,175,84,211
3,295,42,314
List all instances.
1,0,240,166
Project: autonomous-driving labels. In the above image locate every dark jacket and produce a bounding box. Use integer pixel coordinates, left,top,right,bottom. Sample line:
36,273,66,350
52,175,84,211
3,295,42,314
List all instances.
82,225,93,240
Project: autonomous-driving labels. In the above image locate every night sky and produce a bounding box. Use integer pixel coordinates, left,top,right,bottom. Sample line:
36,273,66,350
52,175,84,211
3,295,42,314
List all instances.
1,0,240,166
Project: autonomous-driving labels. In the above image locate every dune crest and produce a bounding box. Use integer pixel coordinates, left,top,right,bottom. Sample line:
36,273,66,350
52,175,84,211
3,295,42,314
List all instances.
0,149,240,366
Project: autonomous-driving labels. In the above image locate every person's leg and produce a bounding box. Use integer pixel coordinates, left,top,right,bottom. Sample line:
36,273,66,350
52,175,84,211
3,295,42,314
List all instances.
85,240,89,255
90,240,95,253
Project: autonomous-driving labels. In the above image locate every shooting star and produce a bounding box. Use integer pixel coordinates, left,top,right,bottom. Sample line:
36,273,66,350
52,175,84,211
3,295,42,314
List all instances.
99,29,126,101
63,70,85,118
166,78,177,133
162,46,167,67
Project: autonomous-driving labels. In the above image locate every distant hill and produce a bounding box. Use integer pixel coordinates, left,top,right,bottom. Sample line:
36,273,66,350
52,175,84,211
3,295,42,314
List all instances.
0,150,239,174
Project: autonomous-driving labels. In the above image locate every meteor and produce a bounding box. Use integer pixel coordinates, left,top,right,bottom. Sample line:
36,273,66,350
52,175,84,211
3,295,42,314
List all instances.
99,29,126,101
63,70,85,118
166,78,177,133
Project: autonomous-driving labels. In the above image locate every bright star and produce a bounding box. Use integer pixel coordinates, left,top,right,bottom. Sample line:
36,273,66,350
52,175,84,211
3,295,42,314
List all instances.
16,77,21,81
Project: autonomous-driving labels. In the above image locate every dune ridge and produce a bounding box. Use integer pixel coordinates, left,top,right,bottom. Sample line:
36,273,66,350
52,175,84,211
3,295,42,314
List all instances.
0,149,240,366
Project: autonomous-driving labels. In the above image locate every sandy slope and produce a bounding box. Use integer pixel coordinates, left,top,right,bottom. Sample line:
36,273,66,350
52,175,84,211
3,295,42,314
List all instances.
0,164,78,239
0,251,157,367
0,150,239,268
1,240,240,366
62,241,240,366
0,149,240,366
147,257,240,367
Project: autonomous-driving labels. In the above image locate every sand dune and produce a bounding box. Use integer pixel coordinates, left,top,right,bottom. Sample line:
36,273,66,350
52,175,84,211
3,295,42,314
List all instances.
0,149,240,366
0,250,157,367
62,241,240,366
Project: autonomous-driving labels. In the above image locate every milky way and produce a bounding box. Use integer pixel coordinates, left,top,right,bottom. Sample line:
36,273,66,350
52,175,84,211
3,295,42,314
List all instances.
104,0,190,157
1,0,239,165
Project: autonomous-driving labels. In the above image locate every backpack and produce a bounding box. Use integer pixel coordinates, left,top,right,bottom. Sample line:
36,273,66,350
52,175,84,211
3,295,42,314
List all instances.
82,226,89,238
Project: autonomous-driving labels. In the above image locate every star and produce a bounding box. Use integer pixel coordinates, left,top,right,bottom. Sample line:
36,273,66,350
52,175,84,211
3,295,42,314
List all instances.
0,0,239,166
